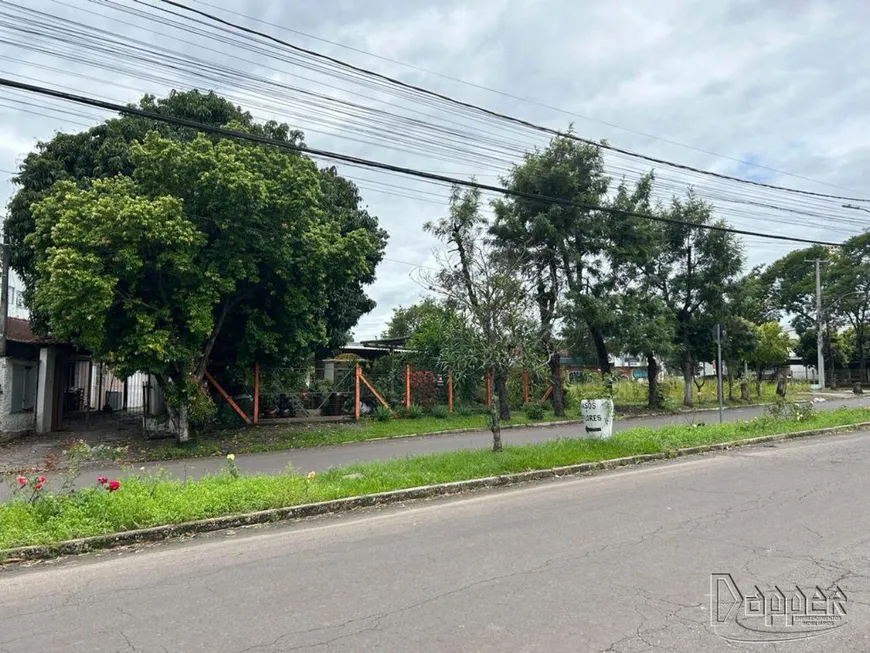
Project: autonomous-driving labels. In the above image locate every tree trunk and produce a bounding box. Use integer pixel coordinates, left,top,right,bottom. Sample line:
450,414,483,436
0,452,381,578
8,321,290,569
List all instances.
548,353,565,417
682,359,693,408
740,380,750,402
646,353,661,409
176,403,190,443
588,323,611,379
494,371,510,421
755,365,762,398
489,393,502,452
776,370,787,397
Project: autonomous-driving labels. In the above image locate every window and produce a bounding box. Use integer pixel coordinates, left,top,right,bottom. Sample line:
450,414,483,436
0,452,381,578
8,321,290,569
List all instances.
11,363,37,413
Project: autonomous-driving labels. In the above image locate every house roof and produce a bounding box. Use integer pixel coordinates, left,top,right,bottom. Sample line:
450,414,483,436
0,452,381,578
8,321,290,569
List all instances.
359,336,409,349
6,317,59,345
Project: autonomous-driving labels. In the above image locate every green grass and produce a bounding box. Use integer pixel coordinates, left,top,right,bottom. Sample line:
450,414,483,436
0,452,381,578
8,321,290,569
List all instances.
142,410,576,461
141,380,808,462
567,378,812,409
3,406,869,552
129,380,814,462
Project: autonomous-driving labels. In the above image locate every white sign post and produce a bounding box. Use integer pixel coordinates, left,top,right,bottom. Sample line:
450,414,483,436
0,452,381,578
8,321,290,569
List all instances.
580,398,614,439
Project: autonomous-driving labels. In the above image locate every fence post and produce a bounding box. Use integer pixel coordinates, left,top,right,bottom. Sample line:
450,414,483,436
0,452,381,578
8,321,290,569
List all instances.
485,370,492,407
85,361,93,425
204,370,251,424
405,364,411,409
522,369,529,405
447,374,453,413
354,363,361,420
253,361,260,424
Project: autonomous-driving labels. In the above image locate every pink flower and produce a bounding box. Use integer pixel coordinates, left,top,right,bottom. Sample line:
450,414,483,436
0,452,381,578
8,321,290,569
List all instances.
16,475,27,486
34,481,45,491
36,475,46,484
107,480,120,492
97,476,108,485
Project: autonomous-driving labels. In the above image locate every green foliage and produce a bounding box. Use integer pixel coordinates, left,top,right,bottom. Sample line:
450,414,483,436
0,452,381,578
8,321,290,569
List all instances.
454,403,477,417
400,404,426,420
429,405,450,419
765,398,814,422
751,322,793,370
8,90,386,423
426,185,542,440
524,402,546,420
762,245,830,334
371,405,393,422
187,382,218,427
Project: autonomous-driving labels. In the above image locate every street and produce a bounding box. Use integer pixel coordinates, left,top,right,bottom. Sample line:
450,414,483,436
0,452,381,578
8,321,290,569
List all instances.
2,428,869,651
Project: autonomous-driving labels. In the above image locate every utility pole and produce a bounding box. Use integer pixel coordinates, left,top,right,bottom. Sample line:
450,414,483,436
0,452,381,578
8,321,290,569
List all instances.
806,259,826,390
715,324,724,423
0,242,9,358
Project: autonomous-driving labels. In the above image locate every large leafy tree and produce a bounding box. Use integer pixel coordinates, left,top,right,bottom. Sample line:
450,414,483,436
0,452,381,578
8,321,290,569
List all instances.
19,114,384,439
762,245,831,335
749,322,793,396
653,192,744,407
6,90,385,355
491,134,610,415
827,232,870,382
382,298,448,340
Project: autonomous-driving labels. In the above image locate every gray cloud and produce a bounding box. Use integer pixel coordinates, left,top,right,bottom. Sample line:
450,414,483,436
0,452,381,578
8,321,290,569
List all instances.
2,0,868,339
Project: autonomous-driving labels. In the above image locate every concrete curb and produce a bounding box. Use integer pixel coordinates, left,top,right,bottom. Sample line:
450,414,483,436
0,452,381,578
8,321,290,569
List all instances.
2,419,868,563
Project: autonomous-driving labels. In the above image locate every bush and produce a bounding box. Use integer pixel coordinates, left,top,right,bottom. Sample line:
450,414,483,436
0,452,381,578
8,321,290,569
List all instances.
766,398,814,422
372,405,393,422
401,404,426,419
430,405,450,419
409,370,439,408
524,402,546,420
455,403,476,417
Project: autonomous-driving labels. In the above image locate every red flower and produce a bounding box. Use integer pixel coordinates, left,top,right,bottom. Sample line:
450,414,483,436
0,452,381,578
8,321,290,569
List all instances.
16,475,27,486
97,476,108,485
34,481,45,490
107,480,120,492
36,475,46,484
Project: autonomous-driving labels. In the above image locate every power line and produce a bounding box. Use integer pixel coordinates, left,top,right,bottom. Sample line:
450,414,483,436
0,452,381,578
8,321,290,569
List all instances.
152,0,870,204
8,1,865,236
0,75,846,249
189,0,862,196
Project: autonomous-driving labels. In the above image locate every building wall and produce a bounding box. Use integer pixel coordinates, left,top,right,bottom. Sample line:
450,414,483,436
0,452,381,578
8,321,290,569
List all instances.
7,270,29,321
0,356,38,441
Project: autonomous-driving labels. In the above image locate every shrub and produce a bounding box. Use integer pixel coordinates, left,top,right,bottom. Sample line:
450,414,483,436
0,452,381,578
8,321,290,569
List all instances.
524,402,546,420
401,404,426,419
430,405,450,419
372,405,393,422
455,403,476,417
409,371,439,408
765,398,815,422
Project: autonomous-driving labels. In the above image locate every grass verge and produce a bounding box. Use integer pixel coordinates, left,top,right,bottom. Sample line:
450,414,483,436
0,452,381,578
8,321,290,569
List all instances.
143,411,577,461
3,406,867,552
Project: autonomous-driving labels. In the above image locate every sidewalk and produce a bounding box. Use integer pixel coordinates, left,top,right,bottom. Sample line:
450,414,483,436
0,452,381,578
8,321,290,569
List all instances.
3,394,868,500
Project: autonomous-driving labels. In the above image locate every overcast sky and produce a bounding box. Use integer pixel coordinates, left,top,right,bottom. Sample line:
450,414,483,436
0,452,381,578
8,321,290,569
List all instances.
1,0,869,338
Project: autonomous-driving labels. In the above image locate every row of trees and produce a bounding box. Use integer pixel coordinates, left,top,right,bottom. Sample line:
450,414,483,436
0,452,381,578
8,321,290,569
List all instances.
7,90,867,445
388,134,870,442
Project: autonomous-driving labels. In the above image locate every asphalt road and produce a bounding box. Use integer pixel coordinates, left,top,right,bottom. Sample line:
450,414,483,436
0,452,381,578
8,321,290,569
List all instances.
2,429,869,651
5,395,869,500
